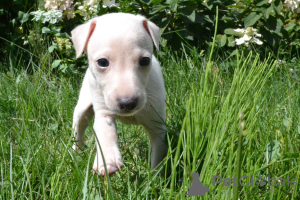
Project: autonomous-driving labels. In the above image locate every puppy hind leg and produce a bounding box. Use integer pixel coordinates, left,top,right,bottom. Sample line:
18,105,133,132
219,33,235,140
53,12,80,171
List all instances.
144,125,168,170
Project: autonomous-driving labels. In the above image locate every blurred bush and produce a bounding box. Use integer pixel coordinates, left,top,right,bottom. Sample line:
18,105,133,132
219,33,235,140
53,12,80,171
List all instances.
0,0,299,73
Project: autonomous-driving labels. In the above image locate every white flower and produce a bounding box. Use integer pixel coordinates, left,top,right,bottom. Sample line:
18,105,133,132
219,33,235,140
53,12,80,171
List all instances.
284,0,300,12
65,8,74,19
234,27,263,46
76,0,119,20
235,34,251,45
234,28,245,33
22,36,28,45
87,0,119,7
43,10,63,24
45,0,73,11
31,9,63,24
31,10,44,21
87,0,98,6
253,37,263,45
103,0,119,8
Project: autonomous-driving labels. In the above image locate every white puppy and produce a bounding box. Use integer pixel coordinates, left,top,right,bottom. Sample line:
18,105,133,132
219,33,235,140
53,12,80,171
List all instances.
71,13,167,176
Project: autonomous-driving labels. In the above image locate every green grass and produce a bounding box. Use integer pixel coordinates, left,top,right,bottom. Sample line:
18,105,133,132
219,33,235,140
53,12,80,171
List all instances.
0,41,300,199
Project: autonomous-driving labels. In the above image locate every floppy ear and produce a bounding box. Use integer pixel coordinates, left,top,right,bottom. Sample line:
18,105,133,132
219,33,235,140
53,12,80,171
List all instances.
71,20,97,58
142,19,160,52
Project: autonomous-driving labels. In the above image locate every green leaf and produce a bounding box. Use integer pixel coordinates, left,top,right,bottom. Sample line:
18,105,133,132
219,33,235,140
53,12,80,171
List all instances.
150,4,168,14
283,117,290,127
42,27,51,34
18,11,23,21
48,43,57,53
283,117,291,132
224,28,234,35
11,19,16,27
49,123,58,131
280,152,300,161
220,34,227,47
284,23,296,32
215,34,227,47
60,64,68,73
263,6,274,19
256,0,269,6
13,0,23,7
160,17,171,30
18,11,29,24
275,18,283,34
149,0,162,3
141,0,151,4
227,36,235,47
260,26,276,46
273,0,283,14
204,15,213,24
180,10,204,25
55,33,67,38
48,46,55,53
186,10,196,23
264,140,281,163
52,27,61,34
244,12,262,28
265,16,283,34
298,125,300,134
224,28,243,37
52,60,61,69
167,0,178,11
16,75,21,84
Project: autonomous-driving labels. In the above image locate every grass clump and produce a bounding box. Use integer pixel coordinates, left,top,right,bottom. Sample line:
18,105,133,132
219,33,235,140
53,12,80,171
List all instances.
0,43,300,199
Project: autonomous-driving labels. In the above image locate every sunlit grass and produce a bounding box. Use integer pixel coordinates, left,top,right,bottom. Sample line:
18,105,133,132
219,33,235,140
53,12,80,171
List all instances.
0,42,300,199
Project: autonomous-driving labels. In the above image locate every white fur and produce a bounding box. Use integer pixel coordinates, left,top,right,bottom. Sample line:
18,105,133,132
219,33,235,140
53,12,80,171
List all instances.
71,13,167,176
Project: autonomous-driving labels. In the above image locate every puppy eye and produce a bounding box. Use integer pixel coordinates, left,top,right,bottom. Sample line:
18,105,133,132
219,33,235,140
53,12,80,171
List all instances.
97,58,109,68
139,57,151,67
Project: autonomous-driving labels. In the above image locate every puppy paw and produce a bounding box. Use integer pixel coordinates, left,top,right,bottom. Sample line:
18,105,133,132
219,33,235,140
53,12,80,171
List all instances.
72,142,84,152
92,148,124,176
72,134,85,152
72,143,79,151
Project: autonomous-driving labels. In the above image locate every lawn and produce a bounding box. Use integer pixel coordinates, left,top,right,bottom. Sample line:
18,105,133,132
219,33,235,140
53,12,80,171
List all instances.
1,37,300,199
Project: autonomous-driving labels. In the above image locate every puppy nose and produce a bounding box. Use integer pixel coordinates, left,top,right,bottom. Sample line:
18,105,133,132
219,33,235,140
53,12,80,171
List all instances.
117,97,138,111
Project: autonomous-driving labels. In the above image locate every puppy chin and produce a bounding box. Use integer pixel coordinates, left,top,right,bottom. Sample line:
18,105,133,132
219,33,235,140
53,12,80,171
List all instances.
115,109,139,117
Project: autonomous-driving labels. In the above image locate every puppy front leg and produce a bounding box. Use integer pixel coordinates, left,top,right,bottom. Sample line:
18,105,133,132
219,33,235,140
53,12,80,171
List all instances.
93,114,123,176
72,72,94,151
72,104,94,151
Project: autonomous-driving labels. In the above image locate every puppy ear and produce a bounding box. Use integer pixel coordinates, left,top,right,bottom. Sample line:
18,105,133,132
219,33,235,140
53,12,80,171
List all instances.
142,20,160,52
71,20,96,58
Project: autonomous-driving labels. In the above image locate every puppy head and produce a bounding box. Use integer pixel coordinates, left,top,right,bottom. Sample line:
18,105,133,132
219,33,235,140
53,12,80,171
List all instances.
71,13,160,116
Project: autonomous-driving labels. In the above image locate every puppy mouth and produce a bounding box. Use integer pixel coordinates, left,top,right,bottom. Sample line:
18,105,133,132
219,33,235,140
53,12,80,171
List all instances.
114,106,143,116
116,110,138,116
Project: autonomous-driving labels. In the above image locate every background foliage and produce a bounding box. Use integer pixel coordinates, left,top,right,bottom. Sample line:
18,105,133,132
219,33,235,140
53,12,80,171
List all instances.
1,0,299,73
